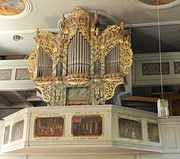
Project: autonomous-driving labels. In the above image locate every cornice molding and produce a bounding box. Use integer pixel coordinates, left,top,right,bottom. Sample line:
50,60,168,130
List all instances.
0,19,180,34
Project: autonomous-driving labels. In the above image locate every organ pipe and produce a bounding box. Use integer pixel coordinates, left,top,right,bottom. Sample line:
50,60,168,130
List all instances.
37,48,52,78
105,44,120,74
56,62,63,76
67,30,90,75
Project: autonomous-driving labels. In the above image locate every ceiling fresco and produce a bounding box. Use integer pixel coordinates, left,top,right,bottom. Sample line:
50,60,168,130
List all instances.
0,0,25,16
139,0,175,5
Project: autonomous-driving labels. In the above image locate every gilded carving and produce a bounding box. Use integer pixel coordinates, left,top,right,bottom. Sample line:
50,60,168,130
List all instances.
120,39,133,75
35,84,51,103
28,8,133,105
104,83,121,100
94,87,104,104
28,46,38,80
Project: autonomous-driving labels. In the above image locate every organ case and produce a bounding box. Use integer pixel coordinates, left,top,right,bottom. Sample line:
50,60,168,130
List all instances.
28,8,133,106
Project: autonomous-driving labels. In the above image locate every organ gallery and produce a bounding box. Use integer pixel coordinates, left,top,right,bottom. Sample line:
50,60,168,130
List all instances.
28,8,133,106
2,4,179,159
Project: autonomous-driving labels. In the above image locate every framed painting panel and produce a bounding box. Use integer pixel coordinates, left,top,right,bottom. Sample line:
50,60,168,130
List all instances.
11,120,24,141
3,125,10,144
72,115,103,136
147,122,160,143
118,117,142,140
34,116,64,137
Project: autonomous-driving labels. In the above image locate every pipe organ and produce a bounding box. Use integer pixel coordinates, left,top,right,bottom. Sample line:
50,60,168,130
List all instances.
28,8,133,106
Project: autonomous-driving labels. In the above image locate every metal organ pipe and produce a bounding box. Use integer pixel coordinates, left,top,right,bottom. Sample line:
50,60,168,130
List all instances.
85,38,87,74
37,48,52,77
80,32,83,74
70,34,75,74
81,32,84,74
56,62,63,76
76,31,79,74
105,43,120,74
83,34,85,74
67,30,90,76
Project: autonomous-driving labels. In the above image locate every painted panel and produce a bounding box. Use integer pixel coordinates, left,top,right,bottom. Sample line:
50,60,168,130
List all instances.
15,68,30,80
34,116,64,137
11,120,24,141
118,117,142,140
3,125,10,144
174,62,180,74
72,115,103,136
147,122,160,143
142,62,169,75
0,69,12,80
164,127,177,149
139,0,175,5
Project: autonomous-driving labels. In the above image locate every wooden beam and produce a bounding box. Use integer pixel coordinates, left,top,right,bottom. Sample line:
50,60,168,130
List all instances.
0,96,10,106
11,91,33,107
122,96,159,103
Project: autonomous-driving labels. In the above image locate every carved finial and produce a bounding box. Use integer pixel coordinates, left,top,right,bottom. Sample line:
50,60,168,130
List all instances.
95,27,99,36
95,10,98,19
93,10,100,28
120,22,125,29
60,14,65,29
34,28,40,44
61,13,65,21
58,31,62,39
36,28,40,36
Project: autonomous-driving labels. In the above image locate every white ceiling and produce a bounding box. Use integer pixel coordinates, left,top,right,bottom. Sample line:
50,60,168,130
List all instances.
0,0,180,55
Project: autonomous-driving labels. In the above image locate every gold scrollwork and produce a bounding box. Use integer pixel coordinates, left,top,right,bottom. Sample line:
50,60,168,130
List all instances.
55,89,61,101
35,84,52,103
63,8,92,43
28,46,39,80
120,39,133,75
104,82,121,101
94,87,104,104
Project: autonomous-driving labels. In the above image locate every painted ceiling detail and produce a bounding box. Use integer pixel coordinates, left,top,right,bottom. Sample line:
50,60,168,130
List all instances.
139,0,175,5
131,0,180,9
0,0,31,19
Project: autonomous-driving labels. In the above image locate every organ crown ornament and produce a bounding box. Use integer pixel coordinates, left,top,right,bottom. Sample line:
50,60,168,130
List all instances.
28,8,133,106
